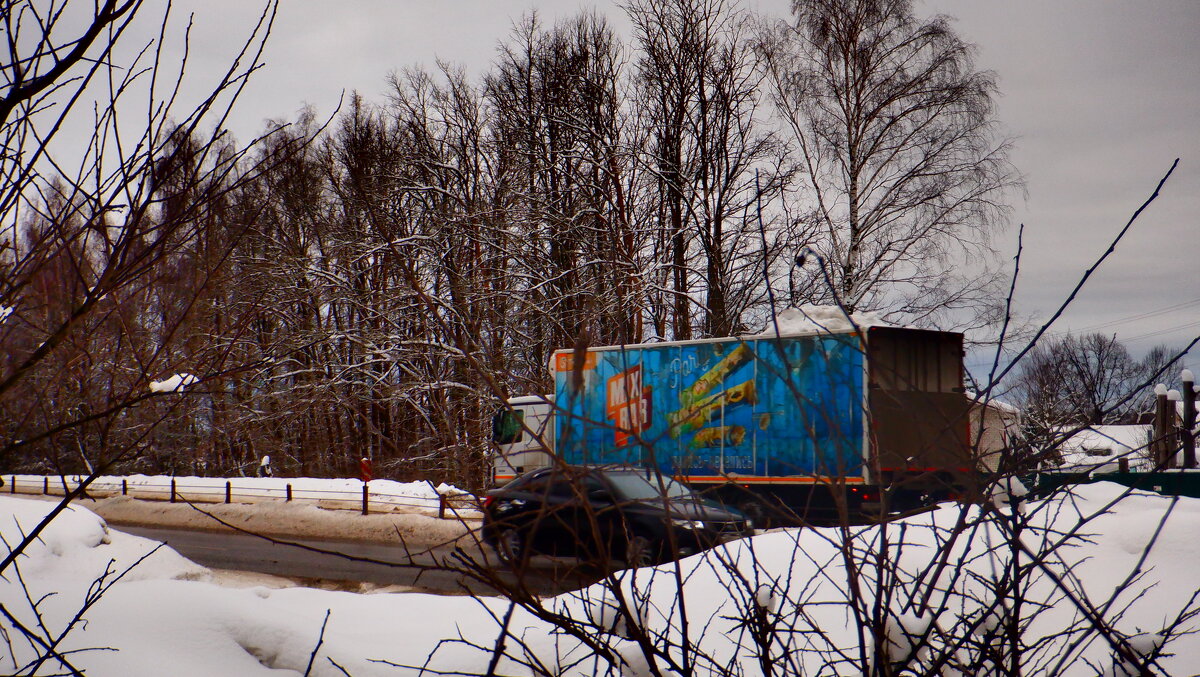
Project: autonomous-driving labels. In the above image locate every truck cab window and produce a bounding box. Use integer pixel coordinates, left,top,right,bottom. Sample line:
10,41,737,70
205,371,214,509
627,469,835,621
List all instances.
493,410,525,444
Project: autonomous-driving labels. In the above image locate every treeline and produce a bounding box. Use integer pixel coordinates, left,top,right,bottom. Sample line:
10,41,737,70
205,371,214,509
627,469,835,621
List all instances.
0,0,1016,489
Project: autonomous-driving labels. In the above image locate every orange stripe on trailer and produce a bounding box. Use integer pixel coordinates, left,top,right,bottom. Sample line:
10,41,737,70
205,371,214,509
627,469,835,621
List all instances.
676,476,866,485
878,467,973,473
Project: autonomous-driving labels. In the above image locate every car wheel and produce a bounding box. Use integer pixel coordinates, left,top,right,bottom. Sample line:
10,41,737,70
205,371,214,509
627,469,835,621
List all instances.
624,533,660,569
494,527,525,567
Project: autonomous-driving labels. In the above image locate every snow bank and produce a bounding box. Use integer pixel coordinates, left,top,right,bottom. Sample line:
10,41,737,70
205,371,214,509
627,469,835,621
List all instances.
0,496,206,585
108,473,446,500
752,303,894,336
0,496,210,674
529,482,1200,675
2,484,1198,675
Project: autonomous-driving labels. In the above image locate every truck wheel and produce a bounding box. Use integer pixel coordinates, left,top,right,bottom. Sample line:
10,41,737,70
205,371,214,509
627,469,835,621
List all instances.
624,534,660,569
494,528,525,568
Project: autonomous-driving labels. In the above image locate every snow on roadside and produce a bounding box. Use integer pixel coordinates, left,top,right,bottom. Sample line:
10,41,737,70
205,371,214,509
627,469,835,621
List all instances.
12,473,478,517
84,494,472,547
0,496,211,673
0,496,207,585
2,483,1199,675
0,494,514,676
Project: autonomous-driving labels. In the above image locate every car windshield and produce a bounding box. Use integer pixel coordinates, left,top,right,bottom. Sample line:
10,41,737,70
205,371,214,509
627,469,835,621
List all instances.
604,471,694,502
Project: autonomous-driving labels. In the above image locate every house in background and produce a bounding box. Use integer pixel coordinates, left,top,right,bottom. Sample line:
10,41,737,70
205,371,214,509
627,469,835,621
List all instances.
967,392,1021,473
1050,425,1153,473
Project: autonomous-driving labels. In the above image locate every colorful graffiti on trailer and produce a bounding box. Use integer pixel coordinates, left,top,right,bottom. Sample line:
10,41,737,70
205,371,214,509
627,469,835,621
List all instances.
553,335,865,480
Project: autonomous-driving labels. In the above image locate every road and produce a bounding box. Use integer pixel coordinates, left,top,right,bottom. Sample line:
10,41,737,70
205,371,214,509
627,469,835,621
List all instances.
116,524,599,596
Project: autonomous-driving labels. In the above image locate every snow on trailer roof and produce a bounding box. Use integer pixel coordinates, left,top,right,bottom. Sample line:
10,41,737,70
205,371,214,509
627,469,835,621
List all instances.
751,304,897,337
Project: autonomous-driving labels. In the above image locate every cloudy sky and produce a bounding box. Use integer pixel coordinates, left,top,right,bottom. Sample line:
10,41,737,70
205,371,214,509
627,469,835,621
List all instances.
150,0,1198,368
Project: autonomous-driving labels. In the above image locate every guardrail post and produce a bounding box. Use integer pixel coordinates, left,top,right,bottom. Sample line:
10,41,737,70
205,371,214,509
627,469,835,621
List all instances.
286,484,292,502
122,478,127,495
170,477,176,503
43,476,48,495
438,494,447,520
361,482,369,515
1119,458,1129,473
225,481,232,504
9,476,13,493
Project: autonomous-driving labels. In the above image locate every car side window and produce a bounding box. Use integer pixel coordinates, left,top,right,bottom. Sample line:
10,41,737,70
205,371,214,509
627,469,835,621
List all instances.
511,470,553,494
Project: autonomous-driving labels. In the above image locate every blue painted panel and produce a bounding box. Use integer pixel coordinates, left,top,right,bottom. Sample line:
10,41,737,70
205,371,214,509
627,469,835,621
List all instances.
554,335,865,479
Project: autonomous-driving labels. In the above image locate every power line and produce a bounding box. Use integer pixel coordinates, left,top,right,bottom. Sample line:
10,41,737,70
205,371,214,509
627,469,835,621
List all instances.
1031,297,1200,343
1072,297,1200,333
1122,318,1200,344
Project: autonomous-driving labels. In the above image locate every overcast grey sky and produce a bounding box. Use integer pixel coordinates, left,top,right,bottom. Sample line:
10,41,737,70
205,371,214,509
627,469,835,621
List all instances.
156,0,1199,367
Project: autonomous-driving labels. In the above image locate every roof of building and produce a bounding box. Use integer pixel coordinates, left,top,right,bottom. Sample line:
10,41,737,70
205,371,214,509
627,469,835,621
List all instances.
1051,424,1153,472
966,390,1021,415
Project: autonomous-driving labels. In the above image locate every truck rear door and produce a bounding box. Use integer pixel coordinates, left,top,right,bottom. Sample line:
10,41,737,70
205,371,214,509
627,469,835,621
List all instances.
866,327,972,481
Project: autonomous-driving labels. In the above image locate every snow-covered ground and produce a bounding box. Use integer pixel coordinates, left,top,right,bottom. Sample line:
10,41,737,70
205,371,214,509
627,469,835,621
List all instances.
2,481,1198,675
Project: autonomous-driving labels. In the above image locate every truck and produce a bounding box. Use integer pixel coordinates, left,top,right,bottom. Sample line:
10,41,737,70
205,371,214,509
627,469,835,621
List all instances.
492,320,976,523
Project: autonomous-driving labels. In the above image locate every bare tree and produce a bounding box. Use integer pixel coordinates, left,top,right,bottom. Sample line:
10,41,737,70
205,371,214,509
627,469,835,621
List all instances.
0,0,282,471
1015,332,1182,433
0,0,288,669
486,12,640,349
628,0,797,338
761,0,1021,328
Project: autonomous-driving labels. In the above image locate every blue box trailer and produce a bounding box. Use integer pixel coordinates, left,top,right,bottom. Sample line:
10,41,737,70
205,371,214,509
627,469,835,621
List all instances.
495,326,975,523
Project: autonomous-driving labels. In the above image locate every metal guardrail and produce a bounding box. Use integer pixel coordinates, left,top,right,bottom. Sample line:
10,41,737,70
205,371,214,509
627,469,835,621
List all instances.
1031,469,1200,500
4,475,480,520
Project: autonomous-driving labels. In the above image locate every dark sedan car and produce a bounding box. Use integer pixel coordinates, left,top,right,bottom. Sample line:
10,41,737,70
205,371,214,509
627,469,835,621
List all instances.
482,465,752,569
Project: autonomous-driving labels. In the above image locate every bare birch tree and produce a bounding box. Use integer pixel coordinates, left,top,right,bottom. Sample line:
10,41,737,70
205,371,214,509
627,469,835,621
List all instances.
761,0,1021,328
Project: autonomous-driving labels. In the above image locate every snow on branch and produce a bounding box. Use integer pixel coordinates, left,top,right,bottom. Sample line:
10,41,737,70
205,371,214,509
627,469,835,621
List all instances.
149,373,199,393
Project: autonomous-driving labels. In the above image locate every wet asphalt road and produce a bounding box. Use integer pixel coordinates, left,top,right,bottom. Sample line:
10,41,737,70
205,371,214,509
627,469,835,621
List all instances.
115,524,602,596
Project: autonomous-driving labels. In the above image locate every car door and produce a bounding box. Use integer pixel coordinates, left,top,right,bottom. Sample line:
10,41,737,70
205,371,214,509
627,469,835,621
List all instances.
573,472,624,561
540,470,618,560
528,472,582,556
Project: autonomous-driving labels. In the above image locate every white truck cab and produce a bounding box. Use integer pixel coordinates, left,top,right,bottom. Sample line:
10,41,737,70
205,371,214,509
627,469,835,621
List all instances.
491,395,555,484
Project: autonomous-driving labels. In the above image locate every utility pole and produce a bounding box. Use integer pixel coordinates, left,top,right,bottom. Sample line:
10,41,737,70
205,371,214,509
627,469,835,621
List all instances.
1182,370,1196,469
